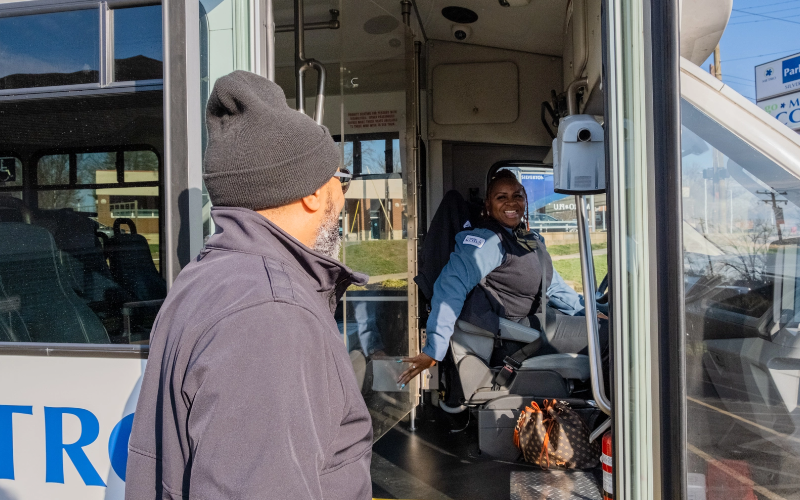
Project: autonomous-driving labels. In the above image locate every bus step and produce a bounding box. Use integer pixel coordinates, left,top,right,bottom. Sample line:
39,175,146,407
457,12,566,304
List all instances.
511,470,602,500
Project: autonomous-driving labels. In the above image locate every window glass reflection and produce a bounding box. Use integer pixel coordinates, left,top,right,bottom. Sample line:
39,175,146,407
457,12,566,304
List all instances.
0,92,165,345
682,99,800,496
113,5,163,81
0,10,99,90
38,188,97,212
37,154,70,186
77,152,116,184
124,150,160,182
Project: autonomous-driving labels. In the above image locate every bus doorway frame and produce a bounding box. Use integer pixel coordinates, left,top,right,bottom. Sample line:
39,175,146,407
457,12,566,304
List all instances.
603,0,686,498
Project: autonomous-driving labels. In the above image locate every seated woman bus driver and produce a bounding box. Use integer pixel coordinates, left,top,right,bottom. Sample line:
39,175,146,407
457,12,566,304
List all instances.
399,169,607,386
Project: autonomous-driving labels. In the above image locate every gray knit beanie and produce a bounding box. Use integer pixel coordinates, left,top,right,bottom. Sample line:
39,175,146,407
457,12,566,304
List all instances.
203,70,340,210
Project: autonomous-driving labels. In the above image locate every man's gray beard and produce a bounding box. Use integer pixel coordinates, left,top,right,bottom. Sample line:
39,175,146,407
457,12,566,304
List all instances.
312,198,342,260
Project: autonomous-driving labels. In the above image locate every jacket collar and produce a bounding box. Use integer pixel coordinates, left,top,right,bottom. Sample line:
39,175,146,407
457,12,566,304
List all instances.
481,218,539,252
205,207,368,301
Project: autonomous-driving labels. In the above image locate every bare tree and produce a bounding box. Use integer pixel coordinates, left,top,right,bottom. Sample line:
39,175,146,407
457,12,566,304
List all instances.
707,219,775,283
123,151,158,174
37,155,82,210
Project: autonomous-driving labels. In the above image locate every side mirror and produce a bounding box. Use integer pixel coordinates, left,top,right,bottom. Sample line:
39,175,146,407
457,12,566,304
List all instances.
552,115,605,194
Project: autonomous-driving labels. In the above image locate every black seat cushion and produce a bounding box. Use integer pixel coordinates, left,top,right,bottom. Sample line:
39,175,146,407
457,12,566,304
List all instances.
35,209,127,304
106,219,166,302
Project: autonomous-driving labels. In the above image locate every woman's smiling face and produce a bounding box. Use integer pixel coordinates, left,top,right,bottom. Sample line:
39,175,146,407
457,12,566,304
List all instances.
486,178,526,228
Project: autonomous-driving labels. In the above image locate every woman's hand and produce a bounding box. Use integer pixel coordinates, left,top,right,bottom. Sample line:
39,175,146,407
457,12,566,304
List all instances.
397,352,436,387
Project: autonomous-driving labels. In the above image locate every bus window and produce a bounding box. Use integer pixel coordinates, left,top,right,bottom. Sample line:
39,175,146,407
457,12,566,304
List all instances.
681,98,800,494
113,5,164,83
0,0,165,346
36,154,70,186
124,150,160,182
0,156,23,191
0,9,100,90
25,148,165,343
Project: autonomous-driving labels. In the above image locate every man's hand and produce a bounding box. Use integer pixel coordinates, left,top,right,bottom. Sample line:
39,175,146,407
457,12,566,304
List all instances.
397,352,436,387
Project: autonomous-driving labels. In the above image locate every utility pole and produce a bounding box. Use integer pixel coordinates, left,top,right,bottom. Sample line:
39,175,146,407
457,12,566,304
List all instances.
708,44,728,231
709,45,722,80
758,190,788,241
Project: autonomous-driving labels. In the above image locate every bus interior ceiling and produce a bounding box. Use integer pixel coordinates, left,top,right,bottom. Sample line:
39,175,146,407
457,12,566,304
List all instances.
270,1,609,498
273,0,603,213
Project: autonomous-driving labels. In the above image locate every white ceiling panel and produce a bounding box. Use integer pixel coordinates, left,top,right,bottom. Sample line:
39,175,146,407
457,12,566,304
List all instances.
273,0,567,69
414,0,566,56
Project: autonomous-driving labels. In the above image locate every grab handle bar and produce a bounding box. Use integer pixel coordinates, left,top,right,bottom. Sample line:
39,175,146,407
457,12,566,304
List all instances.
294,0,325,124
576,194,612,416
565,77,611,417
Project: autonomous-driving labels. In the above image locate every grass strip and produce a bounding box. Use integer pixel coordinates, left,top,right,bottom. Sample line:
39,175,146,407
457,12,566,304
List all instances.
552,255,608,294
547,241,607,256
343,240,407,276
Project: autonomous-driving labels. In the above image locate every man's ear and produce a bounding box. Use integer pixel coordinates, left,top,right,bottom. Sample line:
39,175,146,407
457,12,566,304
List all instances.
300,187,324,213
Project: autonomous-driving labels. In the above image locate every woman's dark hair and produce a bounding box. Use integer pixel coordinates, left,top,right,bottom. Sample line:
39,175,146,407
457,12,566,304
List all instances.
486,169,522,199
484,169,530,228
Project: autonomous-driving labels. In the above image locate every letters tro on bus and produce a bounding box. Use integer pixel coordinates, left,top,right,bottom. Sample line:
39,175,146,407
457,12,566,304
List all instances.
1,0,800,498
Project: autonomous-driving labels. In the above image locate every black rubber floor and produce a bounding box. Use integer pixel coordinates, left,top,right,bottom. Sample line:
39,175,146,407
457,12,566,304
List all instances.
370,404,602,500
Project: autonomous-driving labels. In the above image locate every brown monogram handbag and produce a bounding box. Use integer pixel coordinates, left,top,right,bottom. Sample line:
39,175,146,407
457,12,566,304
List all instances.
513,399,601,469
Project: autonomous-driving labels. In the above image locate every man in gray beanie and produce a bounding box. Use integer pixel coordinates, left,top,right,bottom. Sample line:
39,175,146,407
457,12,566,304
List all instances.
126,70,373,500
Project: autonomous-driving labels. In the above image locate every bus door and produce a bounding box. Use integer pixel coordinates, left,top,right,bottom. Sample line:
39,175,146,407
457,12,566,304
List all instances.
676,60,800,499
269,0,419,440
608,0,800,498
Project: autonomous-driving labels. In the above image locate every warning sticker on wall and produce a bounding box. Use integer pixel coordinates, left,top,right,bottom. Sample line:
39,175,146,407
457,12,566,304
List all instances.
346,110,398,129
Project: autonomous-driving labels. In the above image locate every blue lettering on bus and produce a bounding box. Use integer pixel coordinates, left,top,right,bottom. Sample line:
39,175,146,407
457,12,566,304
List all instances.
108,413,134,481
44,407,106,486
0,406,132,486
791,109,800,124
0,406,33,480
792,99,800,107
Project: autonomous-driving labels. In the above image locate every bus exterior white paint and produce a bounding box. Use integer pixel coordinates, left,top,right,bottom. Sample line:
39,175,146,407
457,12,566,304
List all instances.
0,356,144,500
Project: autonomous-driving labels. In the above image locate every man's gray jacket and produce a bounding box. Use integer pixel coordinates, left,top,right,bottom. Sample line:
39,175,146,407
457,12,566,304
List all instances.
125,207,373,500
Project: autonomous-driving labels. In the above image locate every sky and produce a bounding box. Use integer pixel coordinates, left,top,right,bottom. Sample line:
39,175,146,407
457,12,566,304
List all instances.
0,9,99,78
0,5,162,79
702,0,800,102
113,6,163,62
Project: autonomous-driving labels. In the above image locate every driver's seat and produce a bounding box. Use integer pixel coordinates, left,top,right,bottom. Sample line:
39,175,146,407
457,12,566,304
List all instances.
448,315,596,460
450,317,590,404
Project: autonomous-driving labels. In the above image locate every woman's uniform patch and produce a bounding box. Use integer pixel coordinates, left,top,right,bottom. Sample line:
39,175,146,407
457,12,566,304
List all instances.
463,235,486,248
